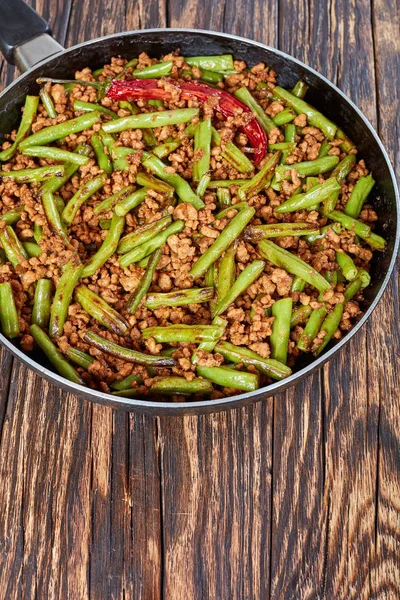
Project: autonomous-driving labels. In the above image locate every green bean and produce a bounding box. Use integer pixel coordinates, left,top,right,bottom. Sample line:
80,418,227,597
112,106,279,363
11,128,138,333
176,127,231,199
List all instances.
91,133,113,175
273,107,296,126
215,340,292,380
81,213,125,278
221,142,254,174
196,364,259,392
0,281,20,338
318,139,331,159
320,155,355,213
99,219,111,230
270,297,293,364
213,260,265,317
136,172,174,197
0,96,39,162
297,306,327,351
336,250,358,281
238,151,281,201
285,124,297,143
234,87,276,133
292,80,309,99
258,239,331,293
215,202,248,220
182,67,223,83
115,58,139,80
19,112,101,149
269,142,296,153
336,128,356,153
133,61,173,79
205,263,216,288
73,99,118,120
343,277,363,302
274,156,339,182
33,223,43,244
290,304,313,327
0,226,28,267
64,346,94,370
39,88,57,118
118,216,172,255
217,187,231,209
142,154,204,209
62,174,107,225
190,207,255,280
151,376,213,395
274,86,337,140
0,165,64,183
112,188,146,218
358,268,371,289
191,316,228,364
22,145,90,166
119,220,184,268
216,243,237,305
144,287,214,309
93,185,135,215
245,223,319,241
30,324,84,384
291,275,306,293
111,373,142,391
0,206,24,226
325,270,338,286
84,330,176,367
326,211,371,238
49,259,83,338
142,324,224,344
276,177,341,213
152,138,182,159
312,303,344,355
206,180,247,189
186,55,234,71
196,174,211,198
193,119,212,182
32,279,52,328
103,108,199,134
38,143,91,196
23,242,42,258
344,174,375,219
92,67,105,79
118,101,157,147
126,248,163,313
75,284,129,335
41,190,69,243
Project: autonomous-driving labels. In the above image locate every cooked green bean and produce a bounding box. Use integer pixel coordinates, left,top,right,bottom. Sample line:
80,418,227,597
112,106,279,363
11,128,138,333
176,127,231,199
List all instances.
133,61,173,79
190,207,255,280
23,242,42,258
41,190,69,243
0,281,20,338
258,239,331,293
40,88,57,118
38,143,91,196
234,87,276,133
185,55,234,71
311,303,344,356
196,364,259,392
49,259,83,338
111,373,142,391
196,173,211,197
142,324,225,344
0,96,39,162
274,156,339,182
276,177,341,213
22,145,90,165
145,287,214,309
213,260,265,317
336,250,358,281
142,154,204,210
32,279,52,329
343,277,363,302
30,324,84,384
75,284,129,335
344,174,375,219
191,316,228,364
206,179,247,189
152,138,182,159
91,133,113,175
136,172,174,197
93,185,135,215
238,151,281,200
126,248,163,314
292,80,309,99
216,187,231,209
270,297,293,364
215,341,292,380
216,243,237,305
19,112,101,149
84,330,176,367
81,213,125,277
103,108,199,134
62,174,107,225
297,306,327,351
290,304,313,327
64,346,95,370
115,58,139,80
273,107,296,126
326,211,371,237
73,99,118,120
193,119,212,182
0,206,24,226
221,142,254,174
215,202,247,220
245,223,319,241
118,216,172,255
0,226,28,267
114,188,147,217
274,86,337,139
118,101,157,147
0,165,64,183
291,275,306,293
119,220,184,268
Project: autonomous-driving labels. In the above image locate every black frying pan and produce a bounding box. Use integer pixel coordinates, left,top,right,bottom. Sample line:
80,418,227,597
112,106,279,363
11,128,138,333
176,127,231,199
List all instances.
0,0,398,415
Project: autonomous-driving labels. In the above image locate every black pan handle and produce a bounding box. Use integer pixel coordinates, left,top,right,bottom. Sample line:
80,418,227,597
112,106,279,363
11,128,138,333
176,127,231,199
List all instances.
0,0,63,71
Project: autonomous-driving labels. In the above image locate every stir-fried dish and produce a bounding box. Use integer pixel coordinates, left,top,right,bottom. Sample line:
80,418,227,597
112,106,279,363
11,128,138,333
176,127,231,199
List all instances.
0,51,385,400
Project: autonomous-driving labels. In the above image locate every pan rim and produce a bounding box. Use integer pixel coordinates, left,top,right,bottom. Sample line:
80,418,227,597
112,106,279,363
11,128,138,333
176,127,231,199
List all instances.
1,27,399,412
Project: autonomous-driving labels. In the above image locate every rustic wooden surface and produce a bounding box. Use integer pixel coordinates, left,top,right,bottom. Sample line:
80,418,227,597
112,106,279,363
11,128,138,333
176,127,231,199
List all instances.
0,0,399,598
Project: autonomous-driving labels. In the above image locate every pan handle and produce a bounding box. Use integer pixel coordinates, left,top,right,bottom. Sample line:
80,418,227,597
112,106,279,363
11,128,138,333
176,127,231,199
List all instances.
0,0,64,72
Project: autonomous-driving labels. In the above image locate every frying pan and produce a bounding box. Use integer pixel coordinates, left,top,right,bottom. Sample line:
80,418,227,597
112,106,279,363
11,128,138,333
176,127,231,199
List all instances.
0,0,398,415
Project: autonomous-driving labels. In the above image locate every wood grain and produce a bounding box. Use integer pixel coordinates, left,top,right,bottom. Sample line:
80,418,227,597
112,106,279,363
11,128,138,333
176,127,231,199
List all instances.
0,0,399,598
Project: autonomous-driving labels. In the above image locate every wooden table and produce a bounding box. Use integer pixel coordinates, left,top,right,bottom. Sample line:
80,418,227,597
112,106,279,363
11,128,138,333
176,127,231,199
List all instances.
0,0,399,598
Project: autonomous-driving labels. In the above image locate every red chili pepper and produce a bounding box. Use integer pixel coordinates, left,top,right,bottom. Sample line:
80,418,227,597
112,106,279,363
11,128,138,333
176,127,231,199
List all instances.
107,79,267,165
